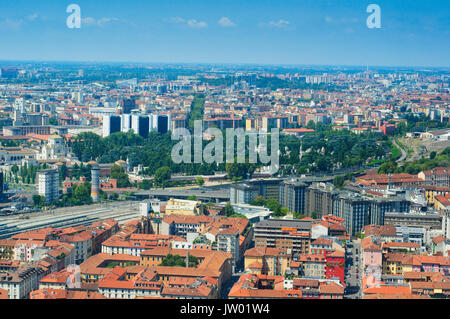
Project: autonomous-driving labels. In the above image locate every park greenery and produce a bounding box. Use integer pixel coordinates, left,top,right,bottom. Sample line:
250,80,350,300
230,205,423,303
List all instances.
110,164,131,188
187,94,205,132
160,254,199,268
278,123,387,174
70,113,393,181
378,146,450,175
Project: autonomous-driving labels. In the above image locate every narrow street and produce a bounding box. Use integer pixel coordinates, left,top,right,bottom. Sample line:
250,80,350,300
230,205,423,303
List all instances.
344,240,362,299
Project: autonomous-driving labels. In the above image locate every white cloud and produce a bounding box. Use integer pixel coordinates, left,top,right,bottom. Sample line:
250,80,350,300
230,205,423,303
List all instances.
168,17,207,28
81,17,96,26
27,13,39,21
97,17,119,27
259,19,291,29
81,17,120,28
187,19,207,28
325,16,359,24
168,17,186,24
0,18,24,30
218,17,236,27
269,19,290,28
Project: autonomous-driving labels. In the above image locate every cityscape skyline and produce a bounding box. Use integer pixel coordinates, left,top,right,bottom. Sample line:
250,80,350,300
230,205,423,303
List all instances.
0,0,449,305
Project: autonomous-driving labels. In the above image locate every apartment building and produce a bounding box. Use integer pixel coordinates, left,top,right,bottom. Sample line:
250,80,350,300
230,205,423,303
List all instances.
0,267,46,299
165,198,203,215
253,219,312,254
161,214,211,238
37,169,60,203
244,247,291,276
419,167,450,188
279,179,308,214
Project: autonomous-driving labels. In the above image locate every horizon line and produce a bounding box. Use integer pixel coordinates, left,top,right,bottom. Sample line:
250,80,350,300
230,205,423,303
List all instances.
0,59,449,70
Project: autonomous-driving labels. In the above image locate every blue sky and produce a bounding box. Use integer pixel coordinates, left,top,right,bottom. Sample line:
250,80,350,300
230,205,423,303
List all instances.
0,0,448,67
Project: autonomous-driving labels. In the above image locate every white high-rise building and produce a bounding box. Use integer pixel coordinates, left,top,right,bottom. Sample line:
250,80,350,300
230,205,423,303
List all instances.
149,114,158,132
103,115,122,137
72,91,84,104
14,98,25,113
121,114,132,133
37,169,59,203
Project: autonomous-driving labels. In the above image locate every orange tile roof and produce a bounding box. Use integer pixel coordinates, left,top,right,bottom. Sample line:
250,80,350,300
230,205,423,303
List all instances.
0,288,8,299
363,293,430,299
319,282,345,295
364,285,412,295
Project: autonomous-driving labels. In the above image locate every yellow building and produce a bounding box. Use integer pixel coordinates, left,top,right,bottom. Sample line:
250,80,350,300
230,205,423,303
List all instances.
382,253,406,275
424,187,450,207
244,247,291,276
165,198,203,216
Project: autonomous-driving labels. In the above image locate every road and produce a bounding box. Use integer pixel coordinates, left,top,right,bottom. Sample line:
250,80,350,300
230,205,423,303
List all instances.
400,137,450,163
392,139,408,163
344,240,362,299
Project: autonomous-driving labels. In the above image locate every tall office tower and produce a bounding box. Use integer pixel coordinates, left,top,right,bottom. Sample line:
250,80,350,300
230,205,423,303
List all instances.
279,179,307,215
37,169,59,203
167,113,172,132
131,115,150,138
121,114,132,133
120,98,136,114
90,162,100,203
103,115,122,137
157,115,169,134
230,183,259,204
149,114,158,132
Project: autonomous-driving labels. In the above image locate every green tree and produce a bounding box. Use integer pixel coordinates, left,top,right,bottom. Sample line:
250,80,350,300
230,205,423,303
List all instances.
32,195,45,207
224,203,235,217
59,163,68,183
154,166,171,188
73,183,91,204
266,198,283,216
11,164,19,175
333,175,345,189
48,117,58,126
138,179,153,190
251,196,267,207
195,176,205,186
378,161,397,174
110,164,131,188
226,163,255,181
